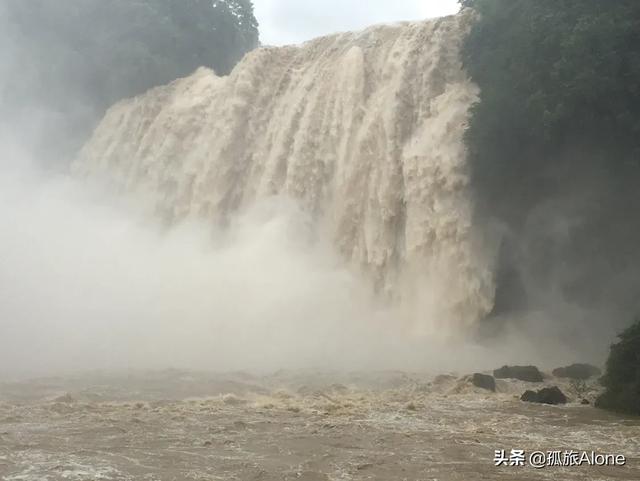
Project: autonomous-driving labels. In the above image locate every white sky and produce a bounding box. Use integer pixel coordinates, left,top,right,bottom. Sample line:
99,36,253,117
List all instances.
253,0,460,46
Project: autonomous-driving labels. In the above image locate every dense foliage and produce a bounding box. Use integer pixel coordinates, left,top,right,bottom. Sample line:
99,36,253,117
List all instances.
0,0,259,163
596,319,640,415
460,0,640,326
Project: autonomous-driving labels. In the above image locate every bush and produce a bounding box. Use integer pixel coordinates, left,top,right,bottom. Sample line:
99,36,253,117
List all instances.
595,319,640,415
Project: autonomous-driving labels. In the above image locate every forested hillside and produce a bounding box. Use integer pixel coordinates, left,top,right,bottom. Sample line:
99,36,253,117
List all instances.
0,0,259,164
460,0,640,331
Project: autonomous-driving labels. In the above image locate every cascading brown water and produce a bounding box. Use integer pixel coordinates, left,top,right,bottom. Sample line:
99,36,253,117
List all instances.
76,11,494,332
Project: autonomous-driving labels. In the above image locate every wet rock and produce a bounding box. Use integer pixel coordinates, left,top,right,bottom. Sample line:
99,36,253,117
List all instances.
581,399,590,405
520,386,567,405
552,363,601,380
538,387,568,404
471,373,496,392
493,365,543,382
520,390,539,402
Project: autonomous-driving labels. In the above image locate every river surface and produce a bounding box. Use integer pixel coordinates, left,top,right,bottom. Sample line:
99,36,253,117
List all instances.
0,370,638,480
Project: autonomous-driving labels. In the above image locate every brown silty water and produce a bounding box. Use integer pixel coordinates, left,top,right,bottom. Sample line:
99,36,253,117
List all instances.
0,370,638,481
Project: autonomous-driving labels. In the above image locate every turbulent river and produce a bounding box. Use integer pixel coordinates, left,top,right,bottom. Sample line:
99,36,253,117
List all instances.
1,370,639,481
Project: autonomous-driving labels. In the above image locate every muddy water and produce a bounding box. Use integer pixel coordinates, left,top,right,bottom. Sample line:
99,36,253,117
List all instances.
0,370,638,480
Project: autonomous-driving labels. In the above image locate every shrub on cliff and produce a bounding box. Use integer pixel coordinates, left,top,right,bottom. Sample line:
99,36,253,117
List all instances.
595,319,640,416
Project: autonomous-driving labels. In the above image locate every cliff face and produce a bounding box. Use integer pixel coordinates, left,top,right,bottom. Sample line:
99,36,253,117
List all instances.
76,11,494,330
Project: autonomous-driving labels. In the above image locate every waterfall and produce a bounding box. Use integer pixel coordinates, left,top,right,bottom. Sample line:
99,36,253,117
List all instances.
76,11,494,332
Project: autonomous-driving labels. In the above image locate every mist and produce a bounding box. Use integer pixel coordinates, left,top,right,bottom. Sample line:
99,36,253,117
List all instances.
1,138,613,381
0,146,375,376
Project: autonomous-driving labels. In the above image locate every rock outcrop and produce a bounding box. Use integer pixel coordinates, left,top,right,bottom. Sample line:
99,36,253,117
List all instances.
471,373,495,392
493,365,543,383
552,363,601,380
520,386,567,405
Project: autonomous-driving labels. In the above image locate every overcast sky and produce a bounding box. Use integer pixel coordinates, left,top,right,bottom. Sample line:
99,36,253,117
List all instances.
253,0,460,46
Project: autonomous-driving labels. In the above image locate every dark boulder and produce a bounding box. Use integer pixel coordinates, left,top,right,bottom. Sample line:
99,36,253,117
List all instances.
520,390,539,402
521,386,567,405
537,387,567,404
552,363,601,380
581,399,590,405
493,365,543,382
472,373,496,392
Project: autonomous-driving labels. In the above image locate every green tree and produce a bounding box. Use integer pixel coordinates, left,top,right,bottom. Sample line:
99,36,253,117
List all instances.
595,319,640,415
460,0,640,325
0,0,259,164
